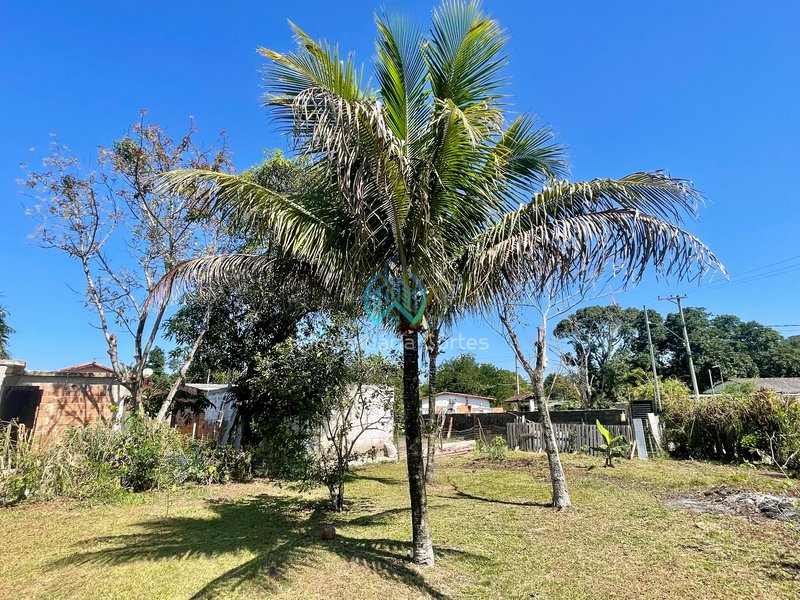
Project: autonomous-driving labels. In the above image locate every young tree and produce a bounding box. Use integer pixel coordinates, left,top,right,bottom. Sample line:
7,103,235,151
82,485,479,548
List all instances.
317,327,399,510
498,285,592,508
23,114,231,421
157,2,720,565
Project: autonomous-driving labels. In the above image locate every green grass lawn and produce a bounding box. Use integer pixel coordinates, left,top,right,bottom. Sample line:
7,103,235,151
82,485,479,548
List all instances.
1,453,798,599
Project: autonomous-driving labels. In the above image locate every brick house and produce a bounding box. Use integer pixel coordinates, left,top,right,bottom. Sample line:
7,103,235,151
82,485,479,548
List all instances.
0,359,125,441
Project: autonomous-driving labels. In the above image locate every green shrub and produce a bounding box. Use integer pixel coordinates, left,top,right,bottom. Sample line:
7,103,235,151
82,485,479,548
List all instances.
476,436,508,460
0,423,41,504
663,389,800,471
202,446,254,484
0,415,255,506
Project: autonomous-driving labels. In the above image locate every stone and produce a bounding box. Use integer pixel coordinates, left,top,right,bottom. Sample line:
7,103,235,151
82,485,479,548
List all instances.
320,524,336,541
383,441,398,459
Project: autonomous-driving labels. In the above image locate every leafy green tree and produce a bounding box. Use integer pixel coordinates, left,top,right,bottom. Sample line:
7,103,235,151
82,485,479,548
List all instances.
0,303,13,360
662,308,758,385
542,373,581,407
244,316,399,510
157,1,718,560
429,353,526,404
553,305,642,406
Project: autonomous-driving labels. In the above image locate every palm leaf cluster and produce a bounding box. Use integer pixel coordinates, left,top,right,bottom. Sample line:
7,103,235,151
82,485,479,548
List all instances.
156,0,721,327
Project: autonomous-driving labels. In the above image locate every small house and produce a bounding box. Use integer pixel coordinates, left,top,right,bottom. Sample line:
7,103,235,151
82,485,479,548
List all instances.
421,391,495,415
0,359,124,441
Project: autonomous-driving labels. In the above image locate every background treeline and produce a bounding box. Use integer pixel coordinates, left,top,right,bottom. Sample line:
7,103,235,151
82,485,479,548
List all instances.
551,305,800,408
427,305,800,409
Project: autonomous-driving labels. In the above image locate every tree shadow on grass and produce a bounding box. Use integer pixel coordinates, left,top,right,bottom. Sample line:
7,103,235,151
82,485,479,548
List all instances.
438,483,551,508
766,559,800,583
51,493,481,599
348,473,408,486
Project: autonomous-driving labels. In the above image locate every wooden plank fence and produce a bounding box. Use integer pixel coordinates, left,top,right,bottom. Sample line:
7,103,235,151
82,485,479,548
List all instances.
506,419,632,457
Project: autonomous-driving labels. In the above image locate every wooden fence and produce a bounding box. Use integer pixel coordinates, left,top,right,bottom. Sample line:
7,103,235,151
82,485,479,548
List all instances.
506,420,632,456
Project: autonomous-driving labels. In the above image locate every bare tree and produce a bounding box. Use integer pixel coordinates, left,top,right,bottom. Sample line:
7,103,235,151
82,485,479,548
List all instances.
22,113,231,422
497,284,601,509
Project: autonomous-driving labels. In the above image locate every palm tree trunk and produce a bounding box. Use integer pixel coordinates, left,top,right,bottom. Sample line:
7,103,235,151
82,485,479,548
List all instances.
402,330,434,566
424,328,440,484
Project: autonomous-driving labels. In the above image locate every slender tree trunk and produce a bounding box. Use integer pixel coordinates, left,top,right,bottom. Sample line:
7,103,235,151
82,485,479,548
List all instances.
402,330,434,567
500,309,572,509
156,309,211,422
424,328,440,484
533,324,571,509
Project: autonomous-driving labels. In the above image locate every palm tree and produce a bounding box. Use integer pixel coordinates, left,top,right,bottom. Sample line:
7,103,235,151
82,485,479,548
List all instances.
0,303,13,360
156,1,721,566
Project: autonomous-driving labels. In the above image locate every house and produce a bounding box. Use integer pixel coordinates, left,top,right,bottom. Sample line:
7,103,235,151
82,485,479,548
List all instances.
171,383,237,442
503,391,571,411
0,359,124,441
703,377,800,396
504,391,535,412
421,391,496,415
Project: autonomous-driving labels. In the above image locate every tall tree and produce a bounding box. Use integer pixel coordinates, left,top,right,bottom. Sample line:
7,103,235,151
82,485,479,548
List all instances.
553,305,642,406
156,1,719,564
23,115,231,420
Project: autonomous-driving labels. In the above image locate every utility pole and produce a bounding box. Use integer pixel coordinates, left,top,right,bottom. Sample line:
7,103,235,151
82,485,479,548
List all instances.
659,294,700,400
515,356,520,395
643,305,662,412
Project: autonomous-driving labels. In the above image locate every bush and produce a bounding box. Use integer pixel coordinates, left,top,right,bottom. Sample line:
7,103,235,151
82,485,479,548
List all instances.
663,389,800,471
202,446,254,484
0,415,254,506
476,436,508,460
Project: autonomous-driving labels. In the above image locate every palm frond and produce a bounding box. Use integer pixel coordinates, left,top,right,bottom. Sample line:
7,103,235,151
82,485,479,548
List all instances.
457,174,725,310
154,170,343,266
375,11,429,150
150,253,342,309
259,23,367,128
426,0,509,108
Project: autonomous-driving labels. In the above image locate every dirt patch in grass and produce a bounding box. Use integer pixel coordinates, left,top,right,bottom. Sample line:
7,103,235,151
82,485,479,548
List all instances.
666,485,800,522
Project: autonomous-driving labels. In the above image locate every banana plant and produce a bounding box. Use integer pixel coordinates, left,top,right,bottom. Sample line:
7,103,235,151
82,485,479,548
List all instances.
594,420,629,467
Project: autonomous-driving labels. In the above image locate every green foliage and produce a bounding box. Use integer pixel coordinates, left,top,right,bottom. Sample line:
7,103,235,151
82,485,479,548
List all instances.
592,419,629,467
201,446,254,484
663,388,800,471
476,436,508,461
0,301,12,359
553,304,800,405
623,370,691,403
0,416,253,506
543,373,581,408
242,315,399,510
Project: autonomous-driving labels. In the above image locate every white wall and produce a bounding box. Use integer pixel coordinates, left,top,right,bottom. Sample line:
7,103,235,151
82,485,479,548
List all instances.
320,384,395,458
421,393,492,414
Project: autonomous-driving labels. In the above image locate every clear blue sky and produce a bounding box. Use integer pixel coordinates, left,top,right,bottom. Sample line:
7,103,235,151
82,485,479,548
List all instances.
2,1,799,372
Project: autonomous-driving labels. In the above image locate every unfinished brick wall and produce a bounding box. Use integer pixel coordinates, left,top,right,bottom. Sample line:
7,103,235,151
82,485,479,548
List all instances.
33,381,115,441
